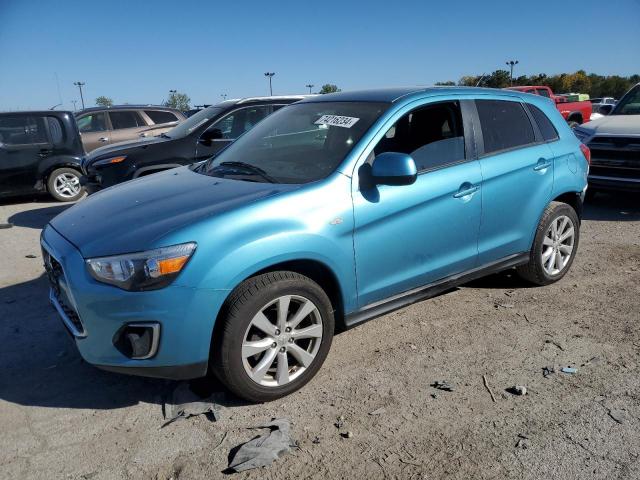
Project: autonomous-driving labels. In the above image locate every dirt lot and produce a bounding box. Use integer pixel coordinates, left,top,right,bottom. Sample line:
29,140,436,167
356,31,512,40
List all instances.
1,192,639,480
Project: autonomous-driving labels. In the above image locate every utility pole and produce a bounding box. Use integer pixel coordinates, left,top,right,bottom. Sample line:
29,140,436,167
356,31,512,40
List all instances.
305,84,314,94
73,81,85,109
505,60,519,86
264,72,275,96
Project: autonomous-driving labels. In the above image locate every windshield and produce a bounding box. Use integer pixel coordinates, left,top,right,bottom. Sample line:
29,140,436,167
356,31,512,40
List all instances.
165,106,224,138
197,101,388,184
612,85,640,115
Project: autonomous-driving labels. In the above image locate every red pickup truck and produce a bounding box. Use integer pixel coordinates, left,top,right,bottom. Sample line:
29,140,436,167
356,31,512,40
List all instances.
506,85,592,128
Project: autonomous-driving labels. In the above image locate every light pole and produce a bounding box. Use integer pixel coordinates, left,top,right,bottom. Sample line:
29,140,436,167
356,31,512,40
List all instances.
305,84,314,94
73,81,85,109
264,72,275,96
220,94,228,101
505,60,519,86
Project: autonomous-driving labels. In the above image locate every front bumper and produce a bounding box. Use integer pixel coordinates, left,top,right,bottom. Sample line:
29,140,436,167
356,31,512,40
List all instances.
41,225,228,380
79,174,104,195
588,173,640,192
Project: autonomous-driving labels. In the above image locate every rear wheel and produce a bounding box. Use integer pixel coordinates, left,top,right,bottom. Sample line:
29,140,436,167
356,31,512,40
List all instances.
47,168,84,202
211,271,334,402
516,202,580,286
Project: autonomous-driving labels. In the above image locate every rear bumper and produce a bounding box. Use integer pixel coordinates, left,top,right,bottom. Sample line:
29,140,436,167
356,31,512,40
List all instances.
41,225,228,380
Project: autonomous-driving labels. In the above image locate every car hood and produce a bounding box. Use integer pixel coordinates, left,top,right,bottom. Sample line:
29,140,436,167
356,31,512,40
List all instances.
87,135,169,160
581,115,640,136
50,167,297,258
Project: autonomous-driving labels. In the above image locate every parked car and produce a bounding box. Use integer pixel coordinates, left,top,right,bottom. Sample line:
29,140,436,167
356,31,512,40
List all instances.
506,86,592,128
0,111,85,201
81,96,305,193
590,97,617,116
75,105,185,153
574,83,640,196
42,87,588,401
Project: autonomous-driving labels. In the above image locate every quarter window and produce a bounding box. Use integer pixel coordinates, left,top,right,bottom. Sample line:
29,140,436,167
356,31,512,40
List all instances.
528,104,558,142
476,100,536,155
0,115,48,145
373,101,466,171
77,112,107,133
536,88,551,98
144,110,179,124
109,111,147,129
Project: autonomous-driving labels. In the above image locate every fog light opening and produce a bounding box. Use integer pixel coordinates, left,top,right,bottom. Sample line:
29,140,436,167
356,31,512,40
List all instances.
114,323,160,360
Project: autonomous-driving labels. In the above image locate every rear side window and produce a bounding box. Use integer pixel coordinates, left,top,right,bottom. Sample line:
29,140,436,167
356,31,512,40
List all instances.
0,115,48,145
144,110,179,124
46,117,65,144
528,104,559,141
476,100,535,155
109,111,146,129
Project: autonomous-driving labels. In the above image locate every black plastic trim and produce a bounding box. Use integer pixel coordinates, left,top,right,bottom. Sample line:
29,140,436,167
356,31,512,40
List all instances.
95,361,208,380
344,252,529,328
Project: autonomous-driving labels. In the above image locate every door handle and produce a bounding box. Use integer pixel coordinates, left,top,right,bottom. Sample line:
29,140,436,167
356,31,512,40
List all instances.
99,137,109,142
453,183,479,198
38,149,52,157
533,158,552,171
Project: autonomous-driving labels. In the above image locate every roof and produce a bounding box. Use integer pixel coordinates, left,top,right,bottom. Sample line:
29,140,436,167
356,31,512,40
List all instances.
76,105,182,114
0,110,74,116
298,86,527,104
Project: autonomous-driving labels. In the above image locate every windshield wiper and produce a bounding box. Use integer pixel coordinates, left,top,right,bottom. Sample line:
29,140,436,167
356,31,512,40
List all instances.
215,161,277,183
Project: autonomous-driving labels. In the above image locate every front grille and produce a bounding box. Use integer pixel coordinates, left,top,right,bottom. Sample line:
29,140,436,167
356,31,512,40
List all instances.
588,136,640,165
42,247,86,336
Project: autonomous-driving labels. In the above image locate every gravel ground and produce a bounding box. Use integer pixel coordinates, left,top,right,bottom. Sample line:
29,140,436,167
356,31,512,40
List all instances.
1,192,639,480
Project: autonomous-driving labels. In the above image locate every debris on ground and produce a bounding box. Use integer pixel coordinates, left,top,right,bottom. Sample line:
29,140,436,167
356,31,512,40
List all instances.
607,409,627,425
341,431,354,439
25,254,37,259
431,380,455,392
561,367,578,374
334,415,345,428
430,393,438,399
0,223,13,229
228,419,294,472
482,375,497,403
545,339,565,351
162,382,222,427
312,436,321,444
581,356,601,367
542,366,555,378
507,385,527,396
369,407,386,416
409,343,417,350
494,303,515,309
515,433,530,449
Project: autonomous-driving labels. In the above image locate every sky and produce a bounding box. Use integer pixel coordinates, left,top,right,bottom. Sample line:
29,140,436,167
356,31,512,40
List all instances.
0,0,639,111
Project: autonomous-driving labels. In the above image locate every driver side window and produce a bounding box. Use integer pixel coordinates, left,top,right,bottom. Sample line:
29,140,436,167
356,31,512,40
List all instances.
373,101,466,172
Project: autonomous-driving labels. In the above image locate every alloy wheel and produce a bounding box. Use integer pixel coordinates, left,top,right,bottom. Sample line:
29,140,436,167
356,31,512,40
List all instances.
53,173,81,199
241,295,323,387
541,215,575,276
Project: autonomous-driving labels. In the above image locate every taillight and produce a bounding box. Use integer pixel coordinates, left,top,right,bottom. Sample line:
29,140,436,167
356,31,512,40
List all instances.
579,143,591,165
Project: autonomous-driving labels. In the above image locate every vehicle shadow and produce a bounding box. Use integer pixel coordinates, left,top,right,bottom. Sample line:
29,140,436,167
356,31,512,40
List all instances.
7,204,73,229
582,191,640,222
462,268,534,290
0,274,248,411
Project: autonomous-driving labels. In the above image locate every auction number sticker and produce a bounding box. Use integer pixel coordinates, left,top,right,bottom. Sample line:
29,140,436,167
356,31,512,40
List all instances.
315,115,360,128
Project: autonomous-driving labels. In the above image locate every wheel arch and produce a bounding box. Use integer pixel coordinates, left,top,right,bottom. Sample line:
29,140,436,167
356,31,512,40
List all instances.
567,112,583,124
42,161,83,191
552,190,583,221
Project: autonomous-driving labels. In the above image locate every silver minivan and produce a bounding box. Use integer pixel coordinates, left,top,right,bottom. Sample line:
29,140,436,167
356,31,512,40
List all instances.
75,106,186,152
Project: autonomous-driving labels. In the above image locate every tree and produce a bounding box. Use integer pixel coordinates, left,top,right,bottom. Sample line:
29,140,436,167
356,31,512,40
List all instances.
319,84,341,94
165,91,191,111
435,81,456,86
95,96,113,107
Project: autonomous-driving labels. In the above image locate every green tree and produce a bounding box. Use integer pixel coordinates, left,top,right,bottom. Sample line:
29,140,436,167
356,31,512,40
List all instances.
95,96,113,107
164,91,191,111
319,84,341,94
435,81,456,86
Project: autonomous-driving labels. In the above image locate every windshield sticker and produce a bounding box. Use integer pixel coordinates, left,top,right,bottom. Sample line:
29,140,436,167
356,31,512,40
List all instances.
314,115,360,128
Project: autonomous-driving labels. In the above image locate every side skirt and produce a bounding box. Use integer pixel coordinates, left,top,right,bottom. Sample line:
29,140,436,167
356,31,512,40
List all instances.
344,252,529,328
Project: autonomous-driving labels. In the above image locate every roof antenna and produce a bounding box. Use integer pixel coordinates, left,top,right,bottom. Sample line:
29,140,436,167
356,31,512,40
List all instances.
475,74,487,87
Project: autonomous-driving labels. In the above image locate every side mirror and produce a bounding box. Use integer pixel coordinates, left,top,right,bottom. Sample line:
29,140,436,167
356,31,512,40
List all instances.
371,152,417,186
598,104,614,115
198,128,223,146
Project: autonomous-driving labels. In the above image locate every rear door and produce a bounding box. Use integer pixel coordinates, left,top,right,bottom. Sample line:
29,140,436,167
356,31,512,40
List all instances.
0,114,52,195
76,111,109,152
107,110,149,145
473,98,555,264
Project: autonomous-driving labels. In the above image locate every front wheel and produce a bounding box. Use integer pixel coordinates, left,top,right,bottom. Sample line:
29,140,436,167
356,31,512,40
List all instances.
516,201,580,286
47,168,84,202
211,271,335,402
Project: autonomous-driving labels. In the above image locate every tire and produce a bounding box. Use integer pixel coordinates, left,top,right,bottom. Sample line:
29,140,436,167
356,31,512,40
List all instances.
516,201,580,286
211,271,335,402
47,168,84,202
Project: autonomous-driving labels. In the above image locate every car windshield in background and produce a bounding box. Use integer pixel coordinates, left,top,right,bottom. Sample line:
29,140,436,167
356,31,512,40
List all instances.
197,101,388,184
612,85,640,115
165,106,223,138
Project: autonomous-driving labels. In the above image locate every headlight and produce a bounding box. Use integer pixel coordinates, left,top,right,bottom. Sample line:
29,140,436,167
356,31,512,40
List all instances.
93,155,127,167
86,242,196,291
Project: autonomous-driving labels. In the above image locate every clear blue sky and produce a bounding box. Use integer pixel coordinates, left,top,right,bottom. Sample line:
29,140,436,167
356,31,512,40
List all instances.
1,0,639,111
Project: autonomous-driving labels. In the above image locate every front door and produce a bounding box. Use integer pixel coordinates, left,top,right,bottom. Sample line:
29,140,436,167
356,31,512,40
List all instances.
353,100,482,307
76,111,109,152
108,110,149,144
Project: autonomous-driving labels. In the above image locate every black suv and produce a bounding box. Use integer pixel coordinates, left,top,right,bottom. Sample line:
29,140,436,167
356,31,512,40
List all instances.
0,111,85,202
82,96,305,193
